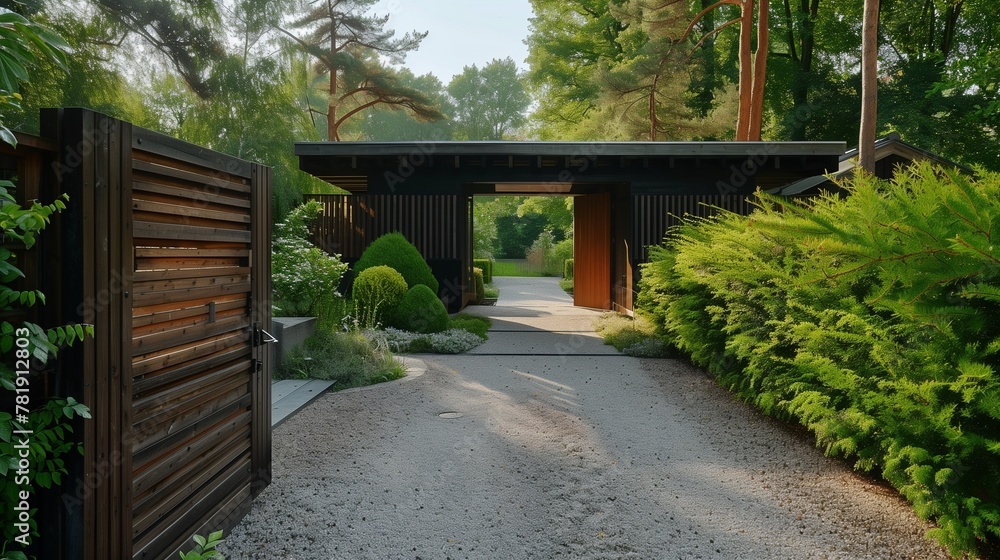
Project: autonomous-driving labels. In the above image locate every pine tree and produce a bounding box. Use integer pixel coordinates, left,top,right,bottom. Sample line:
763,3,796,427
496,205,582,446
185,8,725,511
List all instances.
278,0,443,140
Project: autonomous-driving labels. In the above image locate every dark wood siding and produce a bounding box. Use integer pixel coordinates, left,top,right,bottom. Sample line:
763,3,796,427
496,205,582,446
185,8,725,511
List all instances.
630,194,753,263
310,194,461,260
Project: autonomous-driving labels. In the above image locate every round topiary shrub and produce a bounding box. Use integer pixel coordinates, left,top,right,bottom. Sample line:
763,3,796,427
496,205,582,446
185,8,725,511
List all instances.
354,232,439,295
352,265,408,328
393,284,449,333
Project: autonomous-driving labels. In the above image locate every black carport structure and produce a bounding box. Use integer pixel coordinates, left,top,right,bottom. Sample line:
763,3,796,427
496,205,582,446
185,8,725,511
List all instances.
296,141,844,312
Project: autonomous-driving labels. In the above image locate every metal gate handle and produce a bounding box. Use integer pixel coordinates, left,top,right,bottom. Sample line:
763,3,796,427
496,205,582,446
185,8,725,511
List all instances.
259,329,278,344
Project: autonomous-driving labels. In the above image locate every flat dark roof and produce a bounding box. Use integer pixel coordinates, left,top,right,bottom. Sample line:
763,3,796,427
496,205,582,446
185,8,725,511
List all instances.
295,140,847,159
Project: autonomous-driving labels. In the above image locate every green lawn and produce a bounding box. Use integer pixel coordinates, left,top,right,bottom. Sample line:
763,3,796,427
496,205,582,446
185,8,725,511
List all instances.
492,259,546,277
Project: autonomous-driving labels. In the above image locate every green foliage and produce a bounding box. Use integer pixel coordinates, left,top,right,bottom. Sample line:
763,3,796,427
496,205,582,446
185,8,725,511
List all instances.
558,277,573,295
636,162,1000,556
473,259,493,284
354,232,438,294
355,69,454,141
448,314,491,340
472,267,485,305
1,180,92,551
563,258,574,280
495,213,548,259
492,260,545,277
393,284,448,334
377,327,484,354
178,530,225,560
279,328,405,387
0,8,68,146
447,57,529,140
351,265,407,329
272,201,348,318
282,0,442,140
593,312,675,358
484,283,499,299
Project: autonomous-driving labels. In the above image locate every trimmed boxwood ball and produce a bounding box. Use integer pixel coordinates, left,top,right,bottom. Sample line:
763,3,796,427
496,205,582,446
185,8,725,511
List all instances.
352,265,408,328
393,284,449,333
354,232,439,294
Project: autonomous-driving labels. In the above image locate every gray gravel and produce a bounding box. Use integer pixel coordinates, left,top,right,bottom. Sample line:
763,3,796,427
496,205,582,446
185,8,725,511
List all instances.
220,278,950,560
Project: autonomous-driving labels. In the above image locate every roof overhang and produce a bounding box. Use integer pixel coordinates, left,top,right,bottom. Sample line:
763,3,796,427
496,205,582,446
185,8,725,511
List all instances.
295,140,847,159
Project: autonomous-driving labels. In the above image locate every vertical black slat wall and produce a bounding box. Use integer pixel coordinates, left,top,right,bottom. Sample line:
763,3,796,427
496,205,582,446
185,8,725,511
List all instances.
630,194,754,264
310,195,461,261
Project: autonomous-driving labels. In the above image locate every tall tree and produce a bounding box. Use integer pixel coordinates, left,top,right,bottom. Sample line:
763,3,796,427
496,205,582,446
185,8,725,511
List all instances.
448,58,530,140
598,0,733,140
858,0,879,172
356,69,454,141
279,0,442,140
526,0,632,139
91,0,226,97
673,0,769,140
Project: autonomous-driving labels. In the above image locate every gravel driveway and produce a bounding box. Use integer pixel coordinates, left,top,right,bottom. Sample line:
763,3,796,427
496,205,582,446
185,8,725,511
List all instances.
220,277,949,559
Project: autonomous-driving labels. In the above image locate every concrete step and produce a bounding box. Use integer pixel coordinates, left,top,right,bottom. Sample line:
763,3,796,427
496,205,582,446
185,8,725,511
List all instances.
271,379,334,428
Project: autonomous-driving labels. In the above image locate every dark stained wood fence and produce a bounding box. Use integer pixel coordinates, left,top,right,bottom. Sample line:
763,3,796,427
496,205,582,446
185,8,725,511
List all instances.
630,194,753,263
309,194,461,260
5,109,272,560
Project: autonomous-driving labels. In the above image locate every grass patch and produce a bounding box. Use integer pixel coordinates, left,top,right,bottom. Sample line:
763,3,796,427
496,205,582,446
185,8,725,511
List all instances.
278,328,406,388
559,278,574,295
484,283,499,299
593,313,676,358
493,259,546,277
449,313,492,339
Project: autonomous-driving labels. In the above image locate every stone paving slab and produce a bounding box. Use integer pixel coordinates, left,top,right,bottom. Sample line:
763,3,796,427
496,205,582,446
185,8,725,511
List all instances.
271,379,333,428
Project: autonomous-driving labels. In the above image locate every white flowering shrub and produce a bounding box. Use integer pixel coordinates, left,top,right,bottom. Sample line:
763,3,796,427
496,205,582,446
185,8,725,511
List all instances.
272,201,348,317
369,328,485,354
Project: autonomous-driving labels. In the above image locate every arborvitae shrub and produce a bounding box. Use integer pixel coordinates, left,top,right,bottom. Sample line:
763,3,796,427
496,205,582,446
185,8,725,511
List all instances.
563,258,574,279
473,258,493,283
355,232,439,294
393,284,449,333
636,163,1000,556
352,265,407,328
472,267,485,304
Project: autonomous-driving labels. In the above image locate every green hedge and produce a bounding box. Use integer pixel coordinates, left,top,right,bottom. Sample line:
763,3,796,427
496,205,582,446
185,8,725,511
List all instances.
563,258,574,279
472,267,485,304
636,162,1000,557
473,258,493,283
355,232,439,294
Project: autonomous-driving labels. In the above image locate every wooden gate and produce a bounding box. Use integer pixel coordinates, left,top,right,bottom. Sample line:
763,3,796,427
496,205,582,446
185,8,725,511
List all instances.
574,192,612,309
31,108,272,560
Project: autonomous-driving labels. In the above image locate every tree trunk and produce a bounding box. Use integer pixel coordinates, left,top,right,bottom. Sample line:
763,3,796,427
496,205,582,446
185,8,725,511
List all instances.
858,0,880,172
328,32,339,141
748,0,769,141
735,0,754,140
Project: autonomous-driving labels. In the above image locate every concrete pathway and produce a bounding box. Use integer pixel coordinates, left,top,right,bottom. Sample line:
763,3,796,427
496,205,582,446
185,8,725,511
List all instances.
221,277,949,560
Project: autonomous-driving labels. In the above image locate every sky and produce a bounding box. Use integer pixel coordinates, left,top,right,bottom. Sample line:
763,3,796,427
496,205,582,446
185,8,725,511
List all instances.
371,0,535,82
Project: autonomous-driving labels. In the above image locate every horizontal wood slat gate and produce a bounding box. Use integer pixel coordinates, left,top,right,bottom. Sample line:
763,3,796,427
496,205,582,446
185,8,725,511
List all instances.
39,108,272,560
